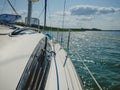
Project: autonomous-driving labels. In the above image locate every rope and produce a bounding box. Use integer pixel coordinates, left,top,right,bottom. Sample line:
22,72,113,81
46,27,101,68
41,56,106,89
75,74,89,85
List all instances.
7,0,19,15
53,45,60,90
70,43,103,90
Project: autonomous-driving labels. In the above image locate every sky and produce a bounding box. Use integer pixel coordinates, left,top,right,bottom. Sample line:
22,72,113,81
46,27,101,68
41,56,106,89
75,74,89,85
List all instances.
0,0,120,30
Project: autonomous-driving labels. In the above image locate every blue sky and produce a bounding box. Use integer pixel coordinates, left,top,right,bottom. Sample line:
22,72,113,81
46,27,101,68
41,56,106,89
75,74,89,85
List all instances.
0,0,120,30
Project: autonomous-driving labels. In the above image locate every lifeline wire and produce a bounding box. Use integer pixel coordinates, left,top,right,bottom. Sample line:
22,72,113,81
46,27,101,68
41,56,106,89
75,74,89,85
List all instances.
70,42,103,90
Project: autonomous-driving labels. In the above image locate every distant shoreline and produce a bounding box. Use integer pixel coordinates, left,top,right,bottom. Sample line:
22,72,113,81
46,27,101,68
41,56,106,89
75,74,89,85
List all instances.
15,22,120,32
101,30,120,32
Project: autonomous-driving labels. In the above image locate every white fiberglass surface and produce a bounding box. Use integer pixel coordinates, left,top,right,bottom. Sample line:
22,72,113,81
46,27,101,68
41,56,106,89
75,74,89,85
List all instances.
0,28,45,90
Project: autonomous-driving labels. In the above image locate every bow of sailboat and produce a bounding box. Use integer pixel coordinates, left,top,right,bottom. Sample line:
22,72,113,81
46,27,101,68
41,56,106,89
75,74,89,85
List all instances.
0,0,85,90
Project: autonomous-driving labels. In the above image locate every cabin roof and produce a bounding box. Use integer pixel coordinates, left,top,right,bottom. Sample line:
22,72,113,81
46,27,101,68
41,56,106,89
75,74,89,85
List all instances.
0,26,45,90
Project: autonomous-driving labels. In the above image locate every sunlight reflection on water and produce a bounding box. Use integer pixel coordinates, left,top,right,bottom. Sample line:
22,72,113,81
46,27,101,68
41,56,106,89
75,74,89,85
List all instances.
51,31,120,90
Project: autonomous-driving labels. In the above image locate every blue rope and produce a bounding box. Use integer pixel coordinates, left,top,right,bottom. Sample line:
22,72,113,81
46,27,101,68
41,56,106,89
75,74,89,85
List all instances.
53,46,60,90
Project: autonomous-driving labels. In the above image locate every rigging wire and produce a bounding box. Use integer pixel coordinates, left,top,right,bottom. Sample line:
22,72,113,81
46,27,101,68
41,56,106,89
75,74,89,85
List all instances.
70,41,103,90
47,0,52,34
37,0,47,31
14,0,16,7
38,7,45,18
1,0,7,14
37,0,44,18
61,0,66,45
7,0,19,15
6,0,24,23
37,0,44,30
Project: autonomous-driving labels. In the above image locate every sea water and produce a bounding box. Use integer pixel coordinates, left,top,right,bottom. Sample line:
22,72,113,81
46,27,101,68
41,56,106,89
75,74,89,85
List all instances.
51,31,120,90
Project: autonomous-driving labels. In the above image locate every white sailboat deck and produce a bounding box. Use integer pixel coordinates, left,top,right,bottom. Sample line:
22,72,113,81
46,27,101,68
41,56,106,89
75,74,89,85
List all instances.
45,41,83,90
0,27,45,90
0,26,83,90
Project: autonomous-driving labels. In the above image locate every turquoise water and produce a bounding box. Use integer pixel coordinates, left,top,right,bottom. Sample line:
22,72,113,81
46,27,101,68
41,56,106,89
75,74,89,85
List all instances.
51,31,120,90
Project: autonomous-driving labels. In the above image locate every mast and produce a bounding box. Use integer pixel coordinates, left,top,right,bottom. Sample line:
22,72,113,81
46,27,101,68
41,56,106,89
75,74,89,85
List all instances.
27,0,32,26
27,0,39,26
44,0,47,30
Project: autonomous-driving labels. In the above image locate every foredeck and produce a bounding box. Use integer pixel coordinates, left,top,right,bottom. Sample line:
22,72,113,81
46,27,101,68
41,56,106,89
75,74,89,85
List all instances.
45,41,83,90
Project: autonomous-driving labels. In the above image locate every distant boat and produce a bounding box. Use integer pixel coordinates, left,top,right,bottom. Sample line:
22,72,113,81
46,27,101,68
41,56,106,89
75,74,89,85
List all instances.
0,0,84,90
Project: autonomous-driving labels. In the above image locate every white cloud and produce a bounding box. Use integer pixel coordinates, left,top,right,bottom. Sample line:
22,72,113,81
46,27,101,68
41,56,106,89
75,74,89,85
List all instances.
51,5,120,23
19,10,27,15
70,5,120,16
51,11,70,17
14,5,120,30
75,16,94,21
